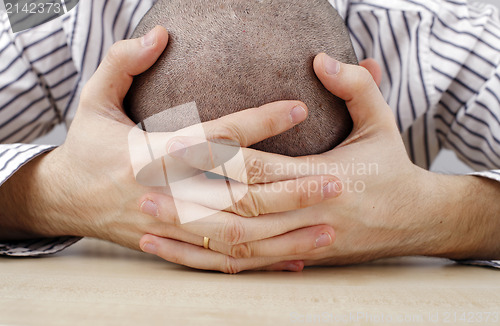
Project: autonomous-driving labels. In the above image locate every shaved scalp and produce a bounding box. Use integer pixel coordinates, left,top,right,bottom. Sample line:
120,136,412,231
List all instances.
125,0,358,156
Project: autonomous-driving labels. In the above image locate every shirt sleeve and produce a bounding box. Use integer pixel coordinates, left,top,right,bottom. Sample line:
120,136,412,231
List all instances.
427,1,500,178
340,0,500,268
0,236,81,257
0,8,81,256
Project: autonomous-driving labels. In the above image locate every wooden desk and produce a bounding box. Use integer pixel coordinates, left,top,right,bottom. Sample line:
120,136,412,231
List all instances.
1,238,499,325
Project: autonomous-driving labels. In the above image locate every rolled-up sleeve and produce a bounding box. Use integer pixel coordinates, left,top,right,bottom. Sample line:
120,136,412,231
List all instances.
0,8,80,256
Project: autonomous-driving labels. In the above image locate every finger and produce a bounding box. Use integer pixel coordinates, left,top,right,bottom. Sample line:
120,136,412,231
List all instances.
202,101,308,147
141,191,337,246
208,225,335,259
224,176,342,217
166,136,321,184
139,195,336,260
147,192,331,245
258,261,305,272
140,234,294,274
161,100,308,150
140,176,343,224
359,58,382,87
141,100,308,179
155,152,341,214
313,53,395,129
139,194,210,242
83,26,169,110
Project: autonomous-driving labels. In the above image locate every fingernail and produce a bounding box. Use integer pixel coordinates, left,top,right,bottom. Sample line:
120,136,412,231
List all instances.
142,242,158,254
324,54,340,75
140,199,159,218
315,233,333,248
142,27,157,47
285,262,302,272
290,105,307,124
167,141,186,157
323,180,343,199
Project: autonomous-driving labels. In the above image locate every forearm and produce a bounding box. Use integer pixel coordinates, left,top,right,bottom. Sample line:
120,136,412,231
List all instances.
422,173,500,260
0,150,77,241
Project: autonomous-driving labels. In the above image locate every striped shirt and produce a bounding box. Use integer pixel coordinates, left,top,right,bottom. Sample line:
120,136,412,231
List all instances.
0,0,499,268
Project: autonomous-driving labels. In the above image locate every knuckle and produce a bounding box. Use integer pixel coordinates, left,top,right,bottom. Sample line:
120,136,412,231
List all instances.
354,66,375,89
229,242,253,259
210,121,247,146
232,192,260,217
221,217,245,245
99,41,128,77
105,41,126,65
291,244,305,256
297,182,312,209
163,208,180,226
222,256,241,274
166,250,183,265
197,145,217,171
258,112,281,135
244,155,266,184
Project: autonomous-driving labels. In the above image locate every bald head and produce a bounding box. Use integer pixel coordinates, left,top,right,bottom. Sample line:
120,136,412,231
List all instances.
125,0,357,156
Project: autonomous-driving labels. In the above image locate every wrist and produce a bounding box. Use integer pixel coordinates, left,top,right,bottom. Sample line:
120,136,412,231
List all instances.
415,172,500,260
0,148,89,240
378,167,449,258
0,151,56,240
28,147,101,238
25,148,76,237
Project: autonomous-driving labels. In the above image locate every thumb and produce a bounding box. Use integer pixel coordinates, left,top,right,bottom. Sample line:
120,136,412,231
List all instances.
82,26,169,111
313,53,395,131
359,58,382,87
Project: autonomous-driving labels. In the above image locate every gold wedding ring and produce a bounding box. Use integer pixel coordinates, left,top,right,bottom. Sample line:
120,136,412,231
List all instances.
203,237,210,249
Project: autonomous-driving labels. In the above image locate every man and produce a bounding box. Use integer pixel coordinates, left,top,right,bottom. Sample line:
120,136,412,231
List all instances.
125,0,357,157
0,0,499,272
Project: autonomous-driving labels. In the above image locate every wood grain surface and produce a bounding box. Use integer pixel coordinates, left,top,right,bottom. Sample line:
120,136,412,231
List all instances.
1,238,499,325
